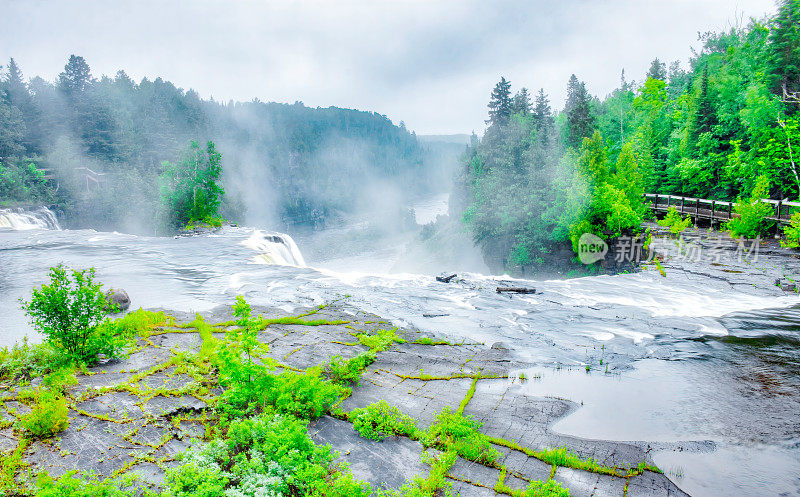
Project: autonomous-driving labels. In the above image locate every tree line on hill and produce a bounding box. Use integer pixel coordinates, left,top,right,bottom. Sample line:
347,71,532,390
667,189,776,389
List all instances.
457,0,800,272
0,55,442,232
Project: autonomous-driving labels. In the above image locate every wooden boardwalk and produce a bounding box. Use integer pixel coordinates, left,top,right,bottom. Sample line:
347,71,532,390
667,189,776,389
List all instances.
644,193,800,228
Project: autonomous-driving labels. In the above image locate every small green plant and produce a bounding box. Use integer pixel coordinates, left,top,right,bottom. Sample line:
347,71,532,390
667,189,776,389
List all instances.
357,328,405,352
325,352,375,385
20,265,122,364
782,211,800,248
657,206,692,235
524,479,571,497
425,406,500,465
726,175,774,238
654,258,666,277
33,472,134,497
17,388,69,438
0,338,66,383
351,400,418,441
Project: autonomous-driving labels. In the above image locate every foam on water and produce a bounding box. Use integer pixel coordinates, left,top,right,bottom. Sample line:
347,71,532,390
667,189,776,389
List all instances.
242,230,306,266
0,206,60,231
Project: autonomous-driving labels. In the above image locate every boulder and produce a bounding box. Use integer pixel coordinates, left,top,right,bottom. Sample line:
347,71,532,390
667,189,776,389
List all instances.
105,288,130,313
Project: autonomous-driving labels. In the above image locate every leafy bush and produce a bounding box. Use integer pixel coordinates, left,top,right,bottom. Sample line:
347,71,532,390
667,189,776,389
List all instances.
726,175,774,238
325,352,375,386
265,370,347,420
165,413,367,497
17,388,69,438
657,206,692,235
525,479,571,497
20,265,122,364
33,472,134,497
351,400,418,441
425,407,500,465
782,211,800,248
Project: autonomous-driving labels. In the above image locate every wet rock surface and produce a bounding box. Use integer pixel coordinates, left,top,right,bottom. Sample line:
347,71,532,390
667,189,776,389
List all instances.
4,301,689,496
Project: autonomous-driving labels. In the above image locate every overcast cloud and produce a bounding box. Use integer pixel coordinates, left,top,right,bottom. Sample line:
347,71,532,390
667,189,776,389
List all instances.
0,0,777,134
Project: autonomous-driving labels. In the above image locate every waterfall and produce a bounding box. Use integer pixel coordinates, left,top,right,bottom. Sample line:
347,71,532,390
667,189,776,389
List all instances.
242,230,306,266
0,206,61,231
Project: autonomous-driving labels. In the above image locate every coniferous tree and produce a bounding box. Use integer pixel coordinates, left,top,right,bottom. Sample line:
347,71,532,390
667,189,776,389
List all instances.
564,75,596,148
532,89,554,131
487,77,512,126
694,67,717,137
768,0,800,110
58,55,92,97
512,87,531,115
646,58,667,81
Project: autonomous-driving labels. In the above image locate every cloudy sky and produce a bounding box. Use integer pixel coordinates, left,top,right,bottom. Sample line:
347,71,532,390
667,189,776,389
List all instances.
0,0,777,135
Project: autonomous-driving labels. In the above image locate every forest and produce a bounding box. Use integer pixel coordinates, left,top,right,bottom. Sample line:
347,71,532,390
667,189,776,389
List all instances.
458,0,800,271
0,55,436,232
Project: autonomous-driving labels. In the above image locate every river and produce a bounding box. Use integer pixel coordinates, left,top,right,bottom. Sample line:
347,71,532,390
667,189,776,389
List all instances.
0,204,799,496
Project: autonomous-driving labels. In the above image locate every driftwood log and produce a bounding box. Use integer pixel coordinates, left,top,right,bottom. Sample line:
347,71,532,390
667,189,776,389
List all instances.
436,274,457,283
496,287,536,294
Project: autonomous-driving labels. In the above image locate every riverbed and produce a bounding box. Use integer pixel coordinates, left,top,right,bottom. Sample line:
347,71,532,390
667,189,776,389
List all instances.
1,206,799,496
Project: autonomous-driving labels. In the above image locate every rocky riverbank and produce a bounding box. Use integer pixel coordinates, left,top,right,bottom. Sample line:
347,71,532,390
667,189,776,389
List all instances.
1,300,686,497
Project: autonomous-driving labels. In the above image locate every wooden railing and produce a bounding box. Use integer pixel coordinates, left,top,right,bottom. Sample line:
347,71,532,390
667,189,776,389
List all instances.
644,193,800,226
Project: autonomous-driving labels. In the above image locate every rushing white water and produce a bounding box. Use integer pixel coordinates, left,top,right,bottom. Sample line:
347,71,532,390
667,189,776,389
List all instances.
1,213,799,496
0,206,61,230
242,230,306,266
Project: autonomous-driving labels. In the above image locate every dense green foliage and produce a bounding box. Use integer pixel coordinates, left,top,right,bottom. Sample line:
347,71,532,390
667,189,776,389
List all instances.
657,206,693,235
20,264,128,364
425,406,500,465
34,472,134,497
783,211,800,247
164,413,364,497
160,140,225,229
460,1,800,269
351,400,418,440
726,175,774,237
0,55,438,231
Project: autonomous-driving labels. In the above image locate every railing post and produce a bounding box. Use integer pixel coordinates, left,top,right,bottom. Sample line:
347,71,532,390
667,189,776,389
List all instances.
728,200,732,221
711,199,716,228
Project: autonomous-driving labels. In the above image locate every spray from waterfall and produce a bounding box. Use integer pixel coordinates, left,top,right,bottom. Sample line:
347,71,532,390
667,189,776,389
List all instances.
242,230,306,266
0,207,61,231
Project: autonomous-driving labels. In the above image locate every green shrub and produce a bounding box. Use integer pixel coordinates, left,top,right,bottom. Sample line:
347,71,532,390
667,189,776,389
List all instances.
17,388,69,438
782,211,800,248
306,472,373,497
657,206,692,235
425,407,500,465
266,369,347,420
165,413,366,497
325,352,375,385
726,175,774,238
0,339,66,383
33,472,134,497
525,479,571,497
20,265,122,364
351,400,417,441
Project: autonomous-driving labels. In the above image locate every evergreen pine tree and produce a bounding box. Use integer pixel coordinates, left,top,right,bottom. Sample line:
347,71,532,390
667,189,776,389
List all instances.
512,87,531,115
564,75,596,148
768,0,800,110
646,58,667,81
532,88,554,131
58,55,92,96
487,77,512,126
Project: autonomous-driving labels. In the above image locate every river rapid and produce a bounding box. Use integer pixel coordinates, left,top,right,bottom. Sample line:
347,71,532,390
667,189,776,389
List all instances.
1,205,799,496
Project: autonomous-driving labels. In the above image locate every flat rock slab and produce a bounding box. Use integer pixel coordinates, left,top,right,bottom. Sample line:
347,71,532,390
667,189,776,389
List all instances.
309,415,428,491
